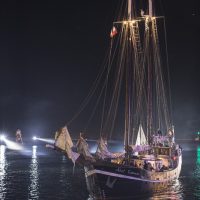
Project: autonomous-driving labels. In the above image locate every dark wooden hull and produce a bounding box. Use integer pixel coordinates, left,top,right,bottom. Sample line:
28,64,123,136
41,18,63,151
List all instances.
84,155,182,199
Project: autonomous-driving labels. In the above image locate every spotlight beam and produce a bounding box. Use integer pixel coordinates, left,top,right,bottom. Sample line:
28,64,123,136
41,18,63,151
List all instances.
32,137,54,144
3,138,23,150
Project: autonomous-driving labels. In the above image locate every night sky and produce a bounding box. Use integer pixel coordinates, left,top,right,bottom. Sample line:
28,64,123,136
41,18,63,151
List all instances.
0,0,199,140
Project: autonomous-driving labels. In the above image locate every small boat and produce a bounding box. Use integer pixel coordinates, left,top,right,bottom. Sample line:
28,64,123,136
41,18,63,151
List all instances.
16,129,23,144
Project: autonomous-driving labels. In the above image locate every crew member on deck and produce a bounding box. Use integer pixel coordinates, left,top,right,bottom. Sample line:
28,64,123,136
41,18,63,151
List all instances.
157,129,162,136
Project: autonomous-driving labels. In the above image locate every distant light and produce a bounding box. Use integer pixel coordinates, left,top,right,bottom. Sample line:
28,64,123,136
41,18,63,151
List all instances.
0,135,6,141
32,136,37,140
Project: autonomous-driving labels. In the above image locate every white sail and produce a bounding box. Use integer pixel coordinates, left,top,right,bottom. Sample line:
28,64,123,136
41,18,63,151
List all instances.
135,124,147,146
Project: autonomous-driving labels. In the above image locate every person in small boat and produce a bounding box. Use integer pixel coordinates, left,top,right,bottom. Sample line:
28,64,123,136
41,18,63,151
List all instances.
16,129,23,144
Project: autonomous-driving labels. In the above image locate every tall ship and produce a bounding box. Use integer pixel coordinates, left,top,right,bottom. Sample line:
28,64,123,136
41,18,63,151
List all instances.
51,0,182,199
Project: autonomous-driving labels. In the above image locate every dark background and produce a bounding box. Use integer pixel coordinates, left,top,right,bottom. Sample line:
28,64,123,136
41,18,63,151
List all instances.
0,0,199,139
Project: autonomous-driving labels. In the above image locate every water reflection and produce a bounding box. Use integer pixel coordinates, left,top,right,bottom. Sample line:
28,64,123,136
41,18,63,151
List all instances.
0,145,7,200
196,145,200,165
193,145,200,199
60,155,67,185
87,177,184,200
149,179,183,200
28,145,39,199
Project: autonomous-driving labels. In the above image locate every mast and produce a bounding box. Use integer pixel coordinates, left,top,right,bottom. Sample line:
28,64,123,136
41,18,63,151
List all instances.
124,0,132,159
147,0,153,143
128,0,132,20
149,0,153,17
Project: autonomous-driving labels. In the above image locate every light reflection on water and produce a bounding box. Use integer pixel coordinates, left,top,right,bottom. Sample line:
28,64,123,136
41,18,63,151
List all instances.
28,145,39,200
87,179,184,200
0,142,200,200
193,145,200,199
0,145,7,200
148,180,184,200
60,155,67,184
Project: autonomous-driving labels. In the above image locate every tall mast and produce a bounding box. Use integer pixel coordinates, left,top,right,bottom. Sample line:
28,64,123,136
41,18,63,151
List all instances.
147,0,153,143
128,0,132,20
149,0,153,17
124,0,132,160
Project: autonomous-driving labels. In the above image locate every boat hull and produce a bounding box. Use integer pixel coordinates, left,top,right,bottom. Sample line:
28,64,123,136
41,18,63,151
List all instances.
84,154,182,199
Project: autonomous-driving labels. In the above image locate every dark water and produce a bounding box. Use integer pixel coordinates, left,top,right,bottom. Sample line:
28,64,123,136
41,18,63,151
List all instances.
0,142,200,200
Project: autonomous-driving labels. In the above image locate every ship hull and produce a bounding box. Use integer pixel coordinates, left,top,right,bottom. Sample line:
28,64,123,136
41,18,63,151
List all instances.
84,154,182,199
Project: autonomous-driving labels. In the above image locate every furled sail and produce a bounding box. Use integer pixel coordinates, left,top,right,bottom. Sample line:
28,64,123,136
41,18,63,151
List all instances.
96,137,112,159
76,133,95,162
55,126,79,163
96,137,124,159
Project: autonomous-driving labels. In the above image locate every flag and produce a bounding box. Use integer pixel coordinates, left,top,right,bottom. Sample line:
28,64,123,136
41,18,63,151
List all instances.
110,26,117,38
